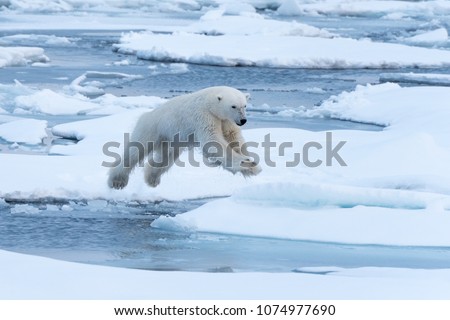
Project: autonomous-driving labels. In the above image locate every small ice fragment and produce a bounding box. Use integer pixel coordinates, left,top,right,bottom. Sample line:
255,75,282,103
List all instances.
11,204,40,214
46,204,60,211
87,199,108,211
61,204,73,211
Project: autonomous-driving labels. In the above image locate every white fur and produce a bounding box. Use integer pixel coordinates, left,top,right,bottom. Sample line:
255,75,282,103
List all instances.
108,86,261,189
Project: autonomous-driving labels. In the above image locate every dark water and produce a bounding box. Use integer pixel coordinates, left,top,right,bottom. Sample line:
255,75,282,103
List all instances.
1,25,450,272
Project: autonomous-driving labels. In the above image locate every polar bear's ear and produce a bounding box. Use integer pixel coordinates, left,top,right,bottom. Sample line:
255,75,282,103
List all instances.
245,93,251,101
217,94,223,101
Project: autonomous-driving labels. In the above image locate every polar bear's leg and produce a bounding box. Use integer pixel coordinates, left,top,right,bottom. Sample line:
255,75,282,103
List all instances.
229,149,261,177
203,133,260,176
108,147,145,189
144,144,181,187
219,124,262,177
222,121,244,155
108,145,145,189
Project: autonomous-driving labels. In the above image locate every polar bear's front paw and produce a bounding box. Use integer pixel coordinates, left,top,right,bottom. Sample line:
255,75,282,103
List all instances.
240,159,262,177
108,173,129,190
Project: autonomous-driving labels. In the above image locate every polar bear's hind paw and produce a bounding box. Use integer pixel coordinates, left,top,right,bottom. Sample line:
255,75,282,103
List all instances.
108,173,129,190
145,174,161,188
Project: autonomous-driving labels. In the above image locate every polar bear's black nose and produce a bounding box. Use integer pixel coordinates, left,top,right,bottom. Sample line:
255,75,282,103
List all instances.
240,119,247,126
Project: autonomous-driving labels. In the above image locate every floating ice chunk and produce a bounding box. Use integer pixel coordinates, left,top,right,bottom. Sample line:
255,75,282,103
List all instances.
292,0,450,18
149,63,190,75
31,62,51,67
112,59,130,66
68,71,143,97
277,0,303,16
5,80,162,117
114,32,450,68
87,199,108,211
69,75,105,97
9,142,20,149
61,204,73,211
276,109,304,118
10,204,40,214
403,28,448,44
89,94,165,115
0,119,47,144
46,204,60,211
15,89,99,115
305,87,326,94
0,47,49,68
0,198,8,208
380,72,450,86
382,12,410,20
188,14,333,37
152,214,197,233
200,9,225,21
80,71,143,80
0,34,74,46
168,63,189,73
306,82,450,129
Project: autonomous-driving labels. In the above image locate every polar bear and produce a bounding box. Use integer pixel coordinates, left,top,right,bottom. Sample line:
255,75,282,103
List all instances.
108,86,261,189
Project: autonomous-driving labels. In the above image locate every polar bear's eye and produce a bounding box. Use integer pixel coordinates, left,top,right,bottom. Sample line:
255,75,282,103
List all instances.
231,106,236,109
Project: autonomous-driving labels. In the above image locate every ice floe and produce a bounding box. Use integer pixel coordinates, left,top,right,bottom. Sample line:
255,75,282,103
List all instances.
0,46,49,67
114,32,450,68
2,248,450,299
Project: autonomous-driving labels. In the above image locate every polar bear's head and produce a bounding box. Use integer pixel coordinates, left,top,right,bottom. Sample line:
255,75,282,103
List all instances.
210,86,250,126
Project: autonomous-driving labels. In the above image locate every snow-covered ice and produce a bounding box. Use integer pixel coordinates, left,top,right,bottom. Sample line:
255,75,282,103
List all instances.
0,118,47,144
114,32,450,68
3,82,163,115
402,28,449,45
187,12,334,37
2,248,450,299
148,63,190,75
276,0,304,16
0,34,75,46
68,71,143,97
283,0,450,18
0,47,49,67
380,72,450,86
